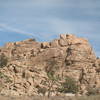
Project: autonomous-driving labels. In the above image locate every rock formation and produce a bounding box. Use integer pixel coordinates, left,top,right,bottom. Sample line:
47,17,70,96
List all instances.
0,34,100,96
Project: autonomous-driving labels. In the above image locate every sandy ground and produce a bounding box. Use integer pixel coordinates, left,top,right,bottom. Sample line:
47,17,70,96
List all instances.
0,95,100,100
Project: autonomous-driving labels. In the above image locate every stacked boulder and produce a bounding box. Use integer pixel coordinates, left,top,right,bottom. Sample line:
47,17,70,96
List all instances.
0,34,100,96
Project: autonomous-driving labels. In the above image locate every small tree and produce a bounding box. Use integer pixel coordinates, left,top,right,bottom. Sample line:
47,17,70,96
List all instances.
47,71,60,98
46,59,60,98
58,76,78,94
0,53,8,68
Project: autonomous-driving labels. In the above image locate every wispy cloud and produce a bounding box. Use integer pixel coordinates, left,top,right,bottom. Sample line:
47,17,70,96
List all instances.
0,0,100,56
0,23,34,37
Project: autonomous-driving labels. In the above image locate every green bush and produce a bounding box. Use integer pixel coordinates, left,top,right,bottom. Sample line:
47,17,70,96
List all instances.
58,76,78,94
0,53,8,68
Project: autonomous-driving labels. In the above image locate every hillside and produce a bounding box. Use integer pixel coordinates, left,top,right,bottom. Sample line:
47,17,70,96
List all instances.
0,34,100,96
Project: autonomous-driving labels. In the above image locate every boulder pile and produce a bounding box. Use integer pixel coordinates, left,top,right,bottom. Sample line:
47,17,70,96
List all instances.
0,34,100,96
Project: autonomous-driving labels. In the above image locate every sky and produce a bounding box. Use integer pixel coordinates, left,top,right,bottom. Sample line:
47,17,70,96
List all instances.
0,0,100,57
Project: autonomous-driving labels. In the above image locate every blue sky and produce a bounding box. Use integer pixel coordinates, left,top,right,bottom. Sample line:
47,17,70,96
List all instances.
0,0,100,57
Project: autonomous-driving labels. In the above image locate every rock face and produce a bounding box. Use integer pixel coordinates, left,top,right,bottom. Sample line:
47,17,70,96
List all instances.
0,34,100,96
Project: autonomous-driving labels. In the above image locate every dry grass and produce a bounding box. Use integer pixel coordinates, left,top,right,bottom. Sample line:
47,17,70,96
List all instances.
0,95,100,100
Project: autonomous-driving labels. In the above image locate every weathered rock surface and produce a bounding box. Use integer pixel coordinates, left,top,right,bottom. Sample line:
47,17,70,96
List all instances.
0,34,100,96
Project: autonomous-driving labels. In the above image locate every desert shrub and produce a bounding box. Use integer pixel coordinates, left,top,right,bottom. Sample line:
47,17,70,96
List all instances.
45,59,60,97
87,87,100,96
58,76,78,94
0,53,8,68
0,72,12,83
37,86,47,96
47,71,60,98
47,71,60,82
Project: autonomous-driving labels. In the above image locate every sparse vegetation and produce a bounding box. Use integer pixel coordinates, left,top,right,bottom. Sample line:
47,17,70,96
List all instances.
46,59,60,98
37,86,47,96
47,71,60,97
0,72,12,83
58,76,78,94
46,59,79,97
0,53,8,68
87,87,100,96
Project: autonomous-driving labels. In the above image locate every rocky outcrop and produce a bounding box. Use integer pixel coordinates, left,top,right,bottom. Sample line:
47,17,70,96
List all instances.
0,34,100,96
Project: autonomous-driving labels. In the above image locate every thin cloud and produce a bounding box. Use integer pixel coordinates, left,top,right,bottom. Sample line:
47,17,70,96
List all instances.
0,23,34,37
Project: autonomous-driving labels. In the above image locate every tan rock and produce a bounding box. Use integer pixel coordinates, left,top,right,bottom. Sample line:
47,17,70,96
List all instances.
59,39,68,46
5,42,15,49
0,34,99,96
27,77,34,85
1,89,20,96
50,39,59,47
41,42,50,48
60,34,66,39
